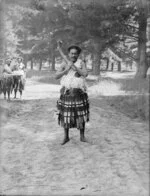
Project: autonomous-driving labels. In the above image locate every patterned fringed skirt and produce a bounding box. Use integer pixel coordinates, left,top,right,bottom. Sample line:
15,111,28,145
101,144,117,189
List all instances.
0,75,14,94
57,87,89,129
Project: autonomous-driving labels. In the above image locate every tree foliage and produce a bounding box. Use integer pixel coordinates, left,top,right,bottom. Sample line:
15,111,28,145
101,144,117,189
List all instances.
3,0,150,76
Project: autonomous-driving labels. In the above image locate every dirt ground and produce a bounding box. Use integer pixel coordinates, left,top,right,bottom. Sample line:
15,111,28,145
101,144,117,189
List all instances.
0,79,149,196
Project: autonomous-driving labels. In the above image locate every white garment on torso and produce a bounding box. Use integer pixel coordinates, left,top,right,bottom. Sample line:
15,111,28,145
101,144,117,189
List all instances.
12,70,24,76
19,62,25,69
60,59,87,91
13,62,25,76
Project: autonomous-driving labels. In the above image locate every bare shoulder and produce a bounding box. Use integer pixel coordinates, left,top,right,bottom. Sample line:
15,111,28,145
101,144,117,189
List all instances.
3,64,10,70
4,64,8,68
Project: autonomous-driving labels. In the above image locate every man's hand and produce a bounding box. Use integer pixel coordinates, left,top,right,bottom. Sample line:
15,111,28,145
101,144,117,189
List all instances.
57,40,63,48
71,64,77,71
66,62,77,71
67,61,74,67
64,62,72,73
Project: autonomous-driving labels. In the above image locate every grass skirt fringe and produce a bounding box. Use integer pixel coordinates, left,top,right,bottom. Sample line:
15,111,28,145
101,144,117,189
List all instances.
57,87,89,129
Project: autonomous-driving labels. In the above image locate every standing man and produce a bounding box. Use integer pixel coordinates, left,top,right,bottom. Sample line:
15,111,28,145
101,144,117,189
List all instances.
17,57,26,90
55,41,90,145
3,58,13,75
2,58,14,100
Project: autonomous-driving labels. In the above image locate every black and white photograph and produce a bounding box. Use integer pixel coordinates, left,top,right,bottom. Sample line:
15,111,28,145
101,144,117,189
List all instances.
0,0,149,195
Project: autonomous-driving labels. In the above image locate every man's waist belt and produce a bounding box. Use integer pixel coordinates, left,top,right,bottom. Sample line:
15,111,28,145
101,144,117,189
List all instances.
60,87,84,96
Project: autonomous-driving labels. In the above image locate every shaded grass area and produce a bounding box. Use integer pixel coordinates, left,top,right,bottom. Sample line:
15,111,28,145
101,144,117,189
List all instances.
26,70,149,121
118,78,149,121
95,77,149,121
105,95,149,121
105,76,149,93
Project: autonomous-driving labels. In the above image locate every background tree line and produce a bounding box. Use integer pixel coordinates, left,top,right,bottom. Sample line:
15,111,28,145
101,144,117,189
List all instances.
0,0,150,78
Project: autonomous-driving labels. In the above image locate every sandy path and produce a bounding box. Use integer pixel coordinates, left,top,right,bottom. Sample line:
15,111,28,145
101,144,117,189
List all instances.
0,80,149,196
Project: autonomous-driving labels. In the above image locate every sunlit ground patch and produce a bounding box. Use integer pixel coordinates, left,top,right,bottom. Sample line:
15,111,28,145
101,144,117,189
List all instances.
88,80,126,97
23,83,61,100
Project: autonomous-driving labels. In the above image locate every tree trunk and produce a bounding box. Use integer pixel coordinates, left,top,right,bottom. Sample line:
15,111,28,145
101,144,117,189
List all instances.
39,59,43,70
92,42,101,75
23,55,28,68
92,52,100,75
51,48,55,71
136,11,148,78
0,0,4,74
105,58,109,70
33,59,36,68
130,62,133,70
118,61,121,72
48,58,51,69
31,59,34,69
111,63,114,71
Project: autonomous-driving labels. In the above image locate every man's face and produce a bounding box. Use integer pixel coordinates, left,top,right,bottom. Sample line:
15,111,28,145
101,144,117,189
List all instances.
7,60,11,65
14,59,18,64
68,49,79,62
18,58,22,63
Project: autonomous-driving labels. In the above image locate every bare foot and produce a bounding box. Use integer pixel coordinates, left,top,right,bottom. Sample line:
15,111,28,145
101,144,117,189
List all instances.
80,137,88,143
61,138,70,145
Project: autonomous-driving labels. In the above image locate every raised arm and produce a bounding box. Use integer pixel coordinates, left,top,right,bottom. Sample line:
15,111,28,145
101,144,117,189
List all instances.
55,61,72,80
57,40,70,64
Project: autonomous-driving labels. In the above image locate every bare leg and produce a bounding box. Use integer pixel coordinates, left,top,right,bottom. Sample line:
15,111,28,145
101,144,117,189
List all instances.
11,85,13,94
61,128,70,145
4,91,6,100
14,81,18,99
7,90,10,101
19,90,22,99
14,89,17,99
21,77,25,90
80,124,87,142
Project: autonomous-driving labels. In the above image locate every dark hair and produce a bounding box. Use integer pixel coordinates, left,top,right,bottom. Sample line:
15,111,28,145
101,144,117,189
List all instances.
6,58,11,62
18,57,23,61
68,45,82,55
